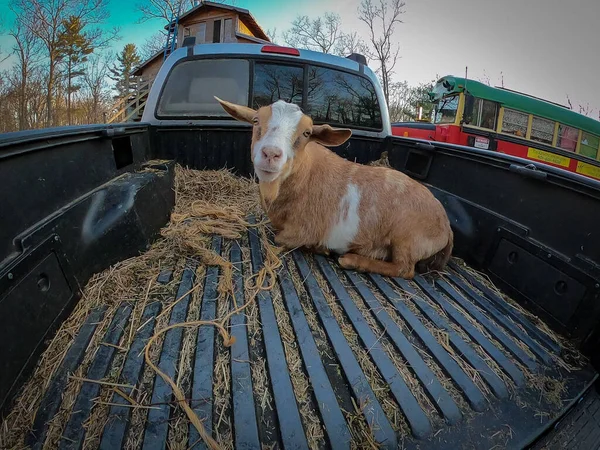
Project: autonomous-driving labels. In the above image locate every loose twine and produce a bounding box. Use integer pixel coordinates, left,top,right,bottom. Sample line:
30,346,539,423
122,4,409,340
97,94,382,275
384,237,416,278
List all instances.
143,227,282,450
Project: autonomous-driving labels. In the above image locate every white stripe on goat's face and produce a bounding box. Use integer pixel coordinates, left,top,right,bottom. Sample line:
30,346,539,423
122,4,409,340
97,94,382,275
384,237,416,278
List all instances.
252,100,304,182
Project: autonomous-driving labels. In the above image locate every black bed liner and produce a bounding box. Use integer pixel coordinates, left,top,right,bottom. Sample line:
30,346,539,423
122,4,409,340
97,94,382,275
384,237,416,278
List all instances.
533,386,600,450
26,227,597,450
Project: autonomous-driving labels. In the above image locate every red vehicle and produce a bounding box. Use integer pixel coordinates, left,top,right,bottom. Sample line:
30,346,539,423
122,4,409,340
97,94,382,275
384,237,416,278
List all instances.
392,76,600,181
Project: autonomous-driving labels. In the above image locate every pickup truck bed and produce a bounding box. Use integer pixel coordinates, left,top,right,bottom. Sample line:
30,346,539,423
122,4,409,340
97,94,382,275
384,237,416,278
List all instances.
4,168,596,450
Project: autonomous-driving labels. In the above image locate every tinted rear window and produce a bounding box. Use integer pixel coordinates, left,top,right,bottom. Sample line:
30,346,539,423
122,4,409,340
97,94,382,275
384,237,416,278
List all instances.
157,59,249,117
157,58,382,130
252,63,303,108
307,66,382,129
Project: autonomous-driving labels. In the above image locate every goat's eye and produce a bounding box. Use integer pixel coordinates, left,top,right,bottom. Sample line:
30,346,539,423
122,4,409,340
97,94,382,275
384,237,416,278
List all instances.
303,130,311,138
252,117,259,125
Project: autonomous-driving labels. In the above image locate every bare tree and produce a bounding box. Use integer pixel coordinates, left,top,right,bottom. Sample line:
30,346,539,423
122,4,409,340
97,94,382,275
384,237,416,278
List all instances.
478,70,491,86
137,0,194,24
265,27,278,44
567,95,597,118
566,94,573,111
388,80,410,122
334,31,369,58
140,31,167,61
10,0,117,127
9,12,42,130
137,0,229,24
358,0,405,105
388,78,436,122
283,13,342,54
82,53,110,122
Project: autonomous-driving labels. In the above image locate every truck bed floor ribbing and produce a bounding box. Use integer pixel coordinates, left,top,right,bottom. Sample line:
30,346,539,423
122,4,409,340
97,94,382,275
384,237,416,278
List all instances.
21,232,598,450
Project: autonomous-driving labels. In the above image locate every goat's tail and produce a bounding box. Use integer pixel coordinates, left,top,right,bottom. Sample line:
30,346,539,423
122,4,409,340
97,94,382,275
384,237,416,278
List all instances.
416,231,454,274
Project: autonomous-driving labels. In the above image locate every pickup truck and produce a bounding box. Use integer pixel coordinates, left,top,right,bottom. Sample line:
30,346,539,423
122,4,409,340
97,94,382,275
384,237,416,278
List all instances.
1,43,599,450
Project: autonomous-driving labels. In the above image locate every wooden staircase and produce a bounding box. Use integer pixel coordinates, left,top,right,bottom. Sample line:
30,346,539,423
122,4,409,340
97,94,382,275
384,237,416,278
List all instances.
106,77,154,123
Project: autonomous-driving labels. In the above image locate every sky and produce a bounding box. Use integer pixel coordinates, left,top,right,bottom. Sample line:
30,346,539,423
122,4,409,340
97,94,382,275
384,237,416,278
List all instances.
0,0,599,116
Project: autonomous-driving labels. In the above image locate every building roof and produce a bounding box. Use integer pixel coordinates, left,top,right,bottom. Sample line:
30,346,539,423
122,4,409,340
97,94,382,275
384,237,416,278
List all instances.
174,1,270,41
132,49,164,77
433,76,600,136
133,1,271,77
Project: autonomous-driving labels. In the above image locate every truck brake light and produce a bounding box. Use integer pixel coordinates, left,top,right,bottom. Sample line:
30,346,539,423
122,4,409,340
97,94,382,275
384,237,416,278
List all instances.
261,45,300,56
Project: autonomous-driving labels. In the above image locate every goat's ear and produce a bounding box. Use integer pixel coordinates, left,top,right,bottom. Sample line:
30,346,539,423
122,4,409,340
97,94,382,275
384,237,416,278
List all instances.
214,96,256,124
310,124,352,147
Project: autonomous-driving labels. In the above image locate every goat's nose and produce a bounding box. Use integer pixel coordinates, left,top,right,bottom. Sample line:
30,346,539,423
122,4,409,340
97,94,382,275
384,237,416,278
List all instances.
261,146,283,161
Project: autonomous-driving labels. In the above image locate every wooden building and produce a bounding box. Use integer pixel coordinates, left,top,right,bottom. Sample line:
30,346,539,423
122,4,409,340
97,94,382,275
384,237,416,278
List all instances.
133,1,271,82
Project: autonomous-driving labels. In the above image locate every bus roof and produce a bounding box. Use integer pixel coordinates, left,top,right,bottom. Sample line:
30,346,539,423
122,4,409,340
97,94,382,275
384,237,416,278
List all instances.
432,75,600,136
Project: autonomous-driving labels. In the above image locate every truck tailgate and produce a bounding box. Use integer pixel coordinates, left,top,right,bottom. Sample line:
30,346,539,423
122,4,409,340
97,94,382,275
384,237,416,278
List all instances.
2,170,597,450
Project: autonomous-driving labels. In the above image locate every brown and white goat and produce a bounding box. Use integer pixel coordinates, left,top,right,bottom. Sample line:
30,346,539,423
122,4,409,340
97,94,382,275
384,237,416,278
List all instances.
215,97,453,279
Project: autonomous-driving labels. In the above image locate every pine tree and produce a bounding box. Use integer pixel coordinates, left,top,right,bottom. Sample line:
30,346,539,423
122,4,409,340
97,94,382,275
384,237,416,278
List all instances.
57,16,93,125
108,44,141,101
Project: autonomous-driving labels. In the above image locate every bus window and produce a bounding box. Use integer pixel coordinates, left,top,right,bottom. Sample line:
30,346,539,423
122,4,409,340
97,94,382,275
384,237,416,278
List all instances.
434,96,459,124
472,98,498,130
502,109,528,137
557,124,578,152
580,132,600,159
530,116,554,145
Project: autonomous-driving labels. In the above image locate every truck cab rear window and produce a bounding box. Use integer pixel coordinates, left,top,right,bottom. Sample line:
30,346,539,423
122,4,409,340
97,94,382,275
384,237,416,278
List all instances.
306,66,382,129
158,58,382,130
252,62,382,130
157,59,249,117
252,63,303,108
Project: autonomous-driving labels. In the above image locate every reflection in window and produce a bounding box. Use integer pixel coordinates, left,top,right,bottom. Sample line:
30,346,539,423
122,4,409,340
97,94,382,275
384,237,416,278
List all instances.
253,63,303,108
434,96,459,124
306,66,382,129
471,98,498,129
580,132,600,159
157,59,250,117
557,124,578,152
502,109,528,137
530,116,554,145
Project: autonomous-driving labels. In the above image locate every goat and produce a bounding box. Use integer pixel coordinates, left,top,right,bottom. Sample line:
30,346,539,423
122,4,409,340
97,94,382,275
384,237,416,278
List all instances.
215,97,453,279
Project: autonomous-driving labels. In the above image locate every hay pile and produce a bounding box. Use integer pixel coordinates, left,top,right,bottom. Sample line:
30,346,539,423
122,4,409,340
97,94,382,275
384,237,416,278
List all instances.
0,167,275,450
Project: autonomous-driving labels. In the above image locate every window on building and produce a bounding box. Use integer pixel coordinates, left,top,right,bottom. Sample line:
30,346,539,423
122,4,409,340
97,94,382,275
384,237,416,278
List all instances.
502,108,528,137
196,22,206,43
157,59,250,117
580,132,600,159
471,98,498,129
183,27,190,37
306,66,382,129
530,116,554,145
252,63,303,108
223,18,233,42
557,124,578,152
213,19,222,43
434,96,459,124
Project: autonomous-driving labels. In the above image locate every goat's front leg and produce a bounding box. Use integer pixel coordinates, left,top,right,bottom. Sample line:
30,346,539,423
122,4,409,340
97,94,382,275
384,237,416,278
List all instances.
274,230,331,256
338,253,415,279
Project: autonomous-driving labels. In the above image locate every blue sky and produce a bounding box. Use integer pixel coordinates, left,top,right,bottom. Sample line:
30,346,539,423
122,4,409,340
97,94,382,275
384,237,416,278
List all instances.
1,0,599,116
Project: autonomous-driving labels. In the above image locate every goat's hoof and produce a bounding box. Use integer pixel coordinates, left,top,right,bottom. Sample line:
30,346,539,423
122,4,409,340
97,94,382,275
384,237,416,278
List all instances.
338,254,358,270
